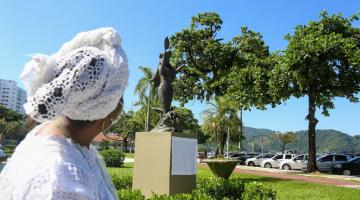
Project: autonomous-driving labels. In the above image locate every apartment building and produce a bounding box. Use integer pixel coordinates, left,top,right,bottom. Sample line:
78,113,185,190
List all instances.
0,79,27,114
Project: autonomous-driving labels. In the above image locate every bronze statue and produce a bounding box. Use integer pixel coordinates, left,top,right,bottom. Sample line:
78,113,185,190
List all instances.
151,37,182,132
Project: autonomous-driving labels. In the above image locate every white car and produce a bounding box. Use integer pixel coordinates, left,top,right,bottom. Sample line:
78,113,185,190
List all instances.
279,154,321,170
261,154,296,168
245,153,274,166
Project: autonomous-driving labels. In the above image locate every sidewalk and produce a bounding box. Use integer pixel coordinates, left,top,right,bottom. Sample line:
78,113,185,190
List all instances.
236,165,360,183
233,165,360,189
199,163,360,189
124,158,134,163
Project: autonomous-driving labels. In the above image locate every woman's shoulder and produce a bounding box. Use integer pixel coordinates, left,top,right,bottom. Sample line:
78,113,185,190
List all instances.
1,132,90,182
0,135,97,199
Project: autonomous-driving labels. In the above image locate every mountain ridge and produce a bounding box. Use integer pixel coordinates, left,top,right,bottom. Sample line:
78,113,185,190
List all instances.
241,126,360,153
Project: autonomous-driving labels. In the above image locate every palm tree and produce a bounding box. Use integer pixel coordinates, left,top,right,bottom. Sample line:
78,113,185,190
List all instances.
134,66,156,131
201,97,241,158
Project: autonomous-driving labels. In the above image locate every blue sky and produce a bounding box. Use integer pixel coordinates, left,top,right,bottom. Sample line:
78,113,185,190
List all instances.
0,0,359,135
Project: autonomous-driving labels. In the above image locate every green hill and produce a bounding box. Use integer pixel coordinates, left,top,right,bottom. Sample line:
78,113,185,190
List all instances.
240,127,359,154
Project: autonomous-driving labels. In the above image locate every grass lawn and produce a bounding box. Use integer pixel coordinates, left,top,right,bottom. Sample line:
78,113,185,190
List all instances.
108,163,360,200
124,153,134,158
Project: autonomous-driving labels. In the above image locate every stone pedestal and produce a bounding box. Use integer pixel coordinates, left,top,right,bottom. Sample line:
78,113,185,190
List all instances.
132,132,197,198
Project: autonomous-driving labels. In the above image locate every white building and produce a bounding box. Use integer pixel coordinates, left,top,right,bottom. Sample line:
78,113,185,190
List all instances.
0,79,27,114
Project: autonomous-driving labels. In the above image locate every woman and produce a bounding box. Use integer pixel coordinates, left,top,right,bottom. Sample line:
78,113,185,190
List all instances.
0,27,128,200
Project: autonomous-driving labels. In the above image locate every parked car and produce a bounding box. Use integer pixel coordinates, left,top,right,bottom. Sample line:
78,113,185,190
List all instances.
245,153,275,166
302,154,348,172
332,157,360,176
261,154,296,168
346,153,360,159
207,152,215,159
228,153,260,165
239,153,259,165
197,152,207,159
279,154,321,170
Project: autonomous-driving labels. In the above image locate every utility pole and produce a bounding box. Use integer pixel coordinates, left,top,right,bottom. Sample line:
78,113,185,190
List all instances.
260,136,265,155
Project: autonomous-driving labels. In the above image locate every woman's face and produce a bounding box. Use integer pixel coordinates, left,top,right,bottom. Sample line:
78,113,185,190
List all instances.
102,97,124,131
110,97,124,120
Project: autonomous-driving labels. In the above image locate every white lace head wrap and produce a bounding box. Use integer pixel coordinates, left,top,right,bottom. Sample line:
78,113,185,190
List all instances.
20,27,128,122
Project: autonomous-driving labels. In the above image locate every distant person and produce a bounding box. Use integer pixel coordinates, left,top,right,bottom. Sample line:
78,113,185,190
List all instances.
0,28,128,200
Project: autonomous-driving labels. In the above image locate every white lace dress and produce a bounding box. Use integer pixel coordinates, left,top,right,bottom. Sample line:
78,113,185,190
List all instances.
0,124,119,200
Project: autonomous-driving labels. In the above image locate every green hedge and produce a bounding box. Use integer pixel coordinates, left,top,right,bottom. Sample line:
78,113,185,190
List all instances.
112,174,132,189
114,175,276,200
243,182,276,200
99,149,125,167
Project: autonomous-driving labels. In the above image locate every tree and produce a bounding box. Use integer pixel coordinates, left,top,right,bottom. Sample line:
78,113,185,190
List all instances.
170,12,236,105
201,97,241,157
351,135,360,153
255,135,270,155
0,119,21,145
0,105,23,145
173,107,207,143
0,105,23,122
224,27,279,110
134,66,156,131
271,131,298,154
133,96,160,131
271,11,360,172
171,13,275,152
109,110,143,152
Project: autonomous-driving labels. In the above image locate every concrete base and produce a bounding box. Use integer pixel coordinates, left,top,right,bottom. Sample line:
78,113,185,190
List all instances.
132,132,197,198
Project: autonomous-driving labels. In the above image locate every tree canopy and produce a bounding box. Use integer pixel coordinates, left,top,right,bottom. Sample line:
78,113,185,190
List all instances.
170,12,236,104
271,131,299,154
201,97,242,157
271,11,360,172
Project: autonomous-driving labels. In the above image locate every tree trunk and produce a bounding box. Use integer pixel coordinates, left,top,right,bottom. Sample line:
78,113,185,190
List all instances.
0,133,6,146
146,90,151,131
219,131,226,156
215,131,226,158
239,108,243,152
215,132,221,158
306,93,318,173
123,138,128,152
282,143,285,154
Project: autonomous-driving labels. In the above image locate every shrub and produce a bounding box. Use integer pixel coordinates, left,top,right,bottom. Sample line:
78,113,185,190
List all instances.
113,175,276,200
4,144,16,155
242,182,276,200
0,155,9,162
99,148,125,167
99,140,111,150
148,191,215,200
196,177,245,199
112,174,132,190
118,189,145,200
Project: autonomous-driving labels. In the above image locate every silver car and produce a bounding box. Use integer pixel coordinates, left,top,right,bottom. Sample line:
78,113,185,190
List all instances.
279,154,321,170
261,154,296,168
302,154,348,172
245,153,274,166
